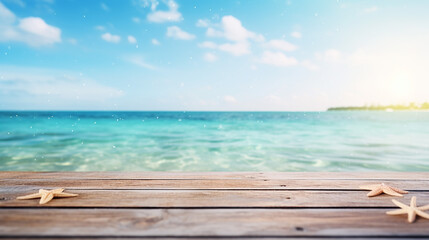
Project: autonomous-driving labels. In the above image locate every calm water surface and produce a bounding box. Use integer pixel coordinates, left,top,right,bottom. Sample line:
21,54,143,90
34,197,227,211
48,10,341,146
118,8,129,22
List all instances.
1,111,428,171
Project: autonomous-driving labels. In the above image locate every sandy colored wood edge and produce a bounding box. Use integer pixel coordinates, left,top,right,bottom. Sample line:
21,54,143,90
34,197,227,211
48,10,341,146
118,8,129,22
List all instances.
1,171,429,180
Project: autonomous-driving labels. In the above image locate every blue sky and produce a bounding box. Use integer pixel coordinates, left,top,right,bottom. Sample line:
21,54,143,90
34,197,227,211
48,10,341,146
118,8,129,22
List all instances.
0,0,428,111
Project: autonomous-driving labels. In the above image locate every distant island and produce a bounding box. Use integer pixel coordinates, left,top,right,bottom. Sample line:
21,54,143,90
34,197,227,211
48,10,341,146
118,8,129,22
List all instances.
328,102,429,111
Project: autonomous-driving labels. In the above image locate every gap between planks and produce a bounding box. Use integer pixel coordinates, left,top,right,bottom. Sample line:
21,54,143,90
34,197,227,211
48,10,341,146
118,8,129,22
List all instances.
1,179,429,190
0,238,423,240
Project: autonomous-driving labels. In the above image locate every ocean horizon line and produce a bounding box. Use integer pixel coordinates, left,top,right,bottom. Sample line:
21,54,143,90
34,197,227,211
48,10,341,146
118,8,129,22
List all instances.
0,110,329,113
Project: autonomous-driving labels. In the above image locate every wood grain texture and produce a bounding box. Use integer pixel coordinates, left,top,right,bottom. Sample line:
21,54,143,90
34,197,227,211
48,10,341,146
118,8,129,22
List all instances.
2,172,428,239
2,171,429,180
1,189,428,208
1,208,428,237
1,178,429,190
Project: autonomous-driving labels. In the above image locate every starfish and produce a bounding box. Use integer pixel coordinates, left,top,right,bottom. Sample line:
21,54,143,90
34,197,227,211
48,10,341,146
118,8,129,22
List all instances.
359,183,408,197
16,188,78,204
386,196,429,223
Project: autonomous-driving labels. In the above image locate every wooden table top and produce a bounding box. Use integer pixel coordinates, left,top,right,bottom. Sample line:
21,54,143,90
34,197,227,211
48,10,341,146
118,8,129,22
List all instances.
1,171,428,239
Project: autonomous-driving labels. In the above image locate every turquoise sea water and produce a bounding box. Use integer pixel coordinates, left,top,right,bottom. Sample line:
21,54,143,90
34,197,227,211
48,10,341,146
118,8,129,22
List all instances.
0,111,428,171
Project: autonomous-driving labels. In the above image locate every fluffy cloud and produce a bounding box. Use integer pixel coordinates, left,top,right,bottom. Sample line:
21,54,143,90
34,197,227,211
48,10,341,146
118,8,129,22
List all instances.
265,39,297,52
291,31,302,39
18,17,61,44
101,33,120,43
206,27,223,38
221,16,264,42
260,51,298,67
146,0,182,23
128,35,137,44
0,2,61,46
202,15,264,56
199,15,303,67
203,52,217,62
0,2,15,23
166,26,195,40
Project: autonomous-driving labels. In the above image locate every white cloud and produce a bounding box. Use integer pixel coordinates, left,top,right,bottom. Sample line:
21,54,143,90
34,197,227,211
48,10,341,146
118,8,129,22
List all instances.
364,6,378,13
128,35,137,44
203,52,217,62
221,15,264,42
198,41,217,49
266,39,297,52
204,15,264,56
151,38,160,45
260,51,298,67
132,17,141,23
100,3,109,11
0,66,123,102
124,55,157,70
196,19,209,27
147,0,182,23
101,33,120,43
0,2,61,46
224,95,237,103
18,17,61,44
166,26,195,40
291,31,302,39
206,27,223,38
0,2,15,23
218,42,250,56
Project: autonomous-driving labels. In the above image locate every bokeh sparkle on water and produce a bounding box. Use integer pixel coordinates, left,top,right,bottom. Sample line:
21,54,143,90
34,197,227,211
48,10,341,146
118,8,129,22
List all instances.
1,111,428,171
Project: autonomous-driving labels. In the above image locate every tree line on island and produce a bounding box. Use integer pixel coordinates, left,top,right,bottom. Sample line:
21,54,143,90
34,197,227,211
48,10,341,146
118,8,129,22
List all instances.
328,102,429,111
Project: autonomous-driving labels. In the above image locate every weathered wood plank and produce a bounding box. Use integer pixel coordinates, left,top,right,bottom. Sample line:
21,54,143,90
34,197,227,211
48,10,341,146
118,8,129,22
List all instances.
1,179,428,190
1,209,428,237
2,172,429,180
1,189,428,208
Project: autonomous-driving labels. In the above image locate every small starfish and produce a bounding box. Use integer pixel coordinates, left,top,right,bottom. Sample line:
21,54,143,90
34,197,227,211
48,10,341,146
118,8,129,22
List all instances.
359,183,408,197
17,188,78,204
386,196,429,223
